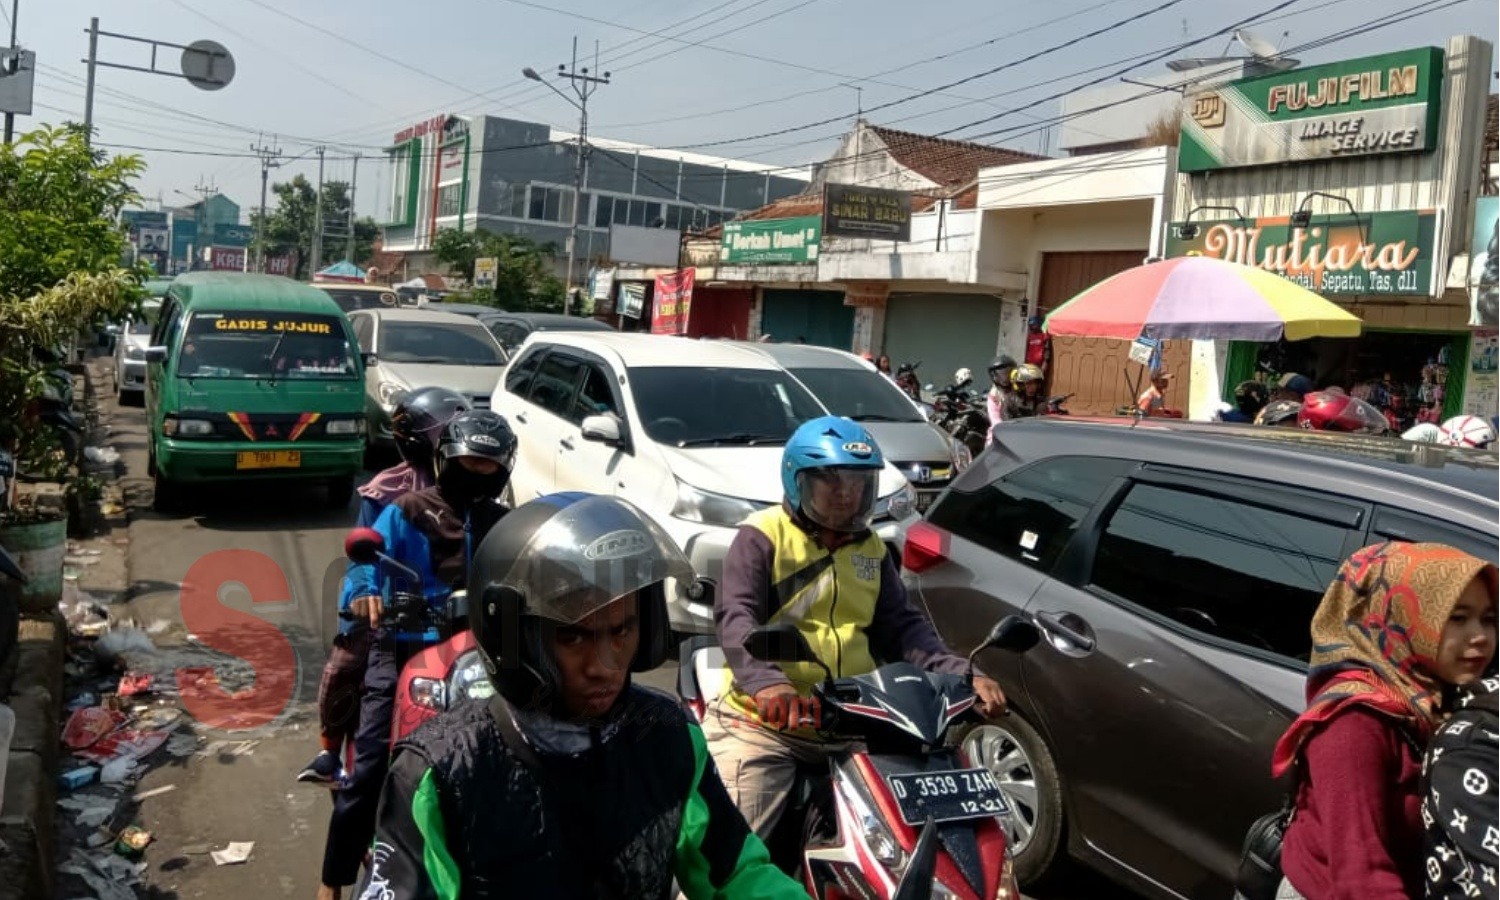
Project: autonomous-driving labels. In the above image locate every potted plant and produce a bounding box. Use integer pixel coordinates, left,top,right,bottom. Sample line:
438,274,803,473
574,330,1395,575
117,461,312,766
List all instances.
0,125,145,612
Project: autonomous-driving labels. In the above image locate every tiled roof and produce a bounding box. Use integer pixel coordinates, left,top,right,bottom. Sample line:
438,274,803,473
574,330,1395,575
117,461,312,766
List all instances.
867,124,1045,190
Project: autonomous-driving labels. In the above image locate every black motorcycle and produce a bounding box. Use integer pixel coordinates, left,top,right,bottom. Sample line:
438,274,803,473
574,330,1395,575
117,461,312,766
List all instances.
930,380,989,455
894,361,923,403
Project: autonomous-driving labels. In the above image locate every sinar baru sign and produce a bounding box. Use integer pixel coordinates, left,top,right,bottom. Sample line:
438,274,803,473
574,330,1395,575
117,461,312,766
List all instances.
1165,209,1438,296
1179,47,1444,173
823,184,912,241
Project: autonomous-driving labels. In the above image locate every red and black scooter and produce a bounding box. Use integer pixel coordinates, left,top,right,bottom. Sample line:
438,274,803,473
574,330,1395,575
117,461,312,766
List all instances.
679,617,1040,900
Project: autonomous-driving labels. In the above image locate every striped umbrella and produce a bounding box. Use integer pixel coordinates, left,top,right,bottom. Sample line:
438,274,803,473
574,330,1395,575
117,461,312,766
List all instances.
1042,256,1363,342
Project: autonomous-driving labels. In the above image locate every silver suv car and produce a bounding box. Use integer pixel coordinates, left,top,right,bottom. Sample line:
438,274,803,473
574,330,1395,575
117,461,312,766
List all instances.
730,342,968,514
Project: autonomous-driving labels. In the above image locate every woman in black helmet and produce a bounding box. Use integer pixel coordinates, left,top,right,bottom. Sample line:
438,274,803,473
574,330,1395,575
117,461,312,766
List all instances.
358,494,805,900
985,354,1020,442
356,387,470,527
300,387,471,790
320,410,518,900
1221,380,1270,423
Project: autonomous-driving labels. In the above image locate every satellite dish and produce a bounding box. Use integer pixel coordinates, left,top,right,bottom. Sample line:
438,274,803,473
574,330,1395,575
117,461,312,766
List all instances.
1234,28,1281,60
181,40,235,91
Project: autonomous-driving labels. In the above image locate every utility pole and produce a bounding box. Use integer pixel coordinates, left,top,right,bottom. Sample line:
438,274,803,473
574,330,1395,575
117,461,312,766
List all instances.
82,16,98,144
345,153,359,263
310,146,325,276
523,38,609,317
251,135,283,273
3,0,20,144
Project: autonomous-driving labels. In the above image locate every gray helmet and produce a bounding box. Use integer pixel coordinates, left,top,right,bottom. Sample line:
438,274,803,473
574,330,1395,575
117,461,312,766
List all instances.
468,493,694,712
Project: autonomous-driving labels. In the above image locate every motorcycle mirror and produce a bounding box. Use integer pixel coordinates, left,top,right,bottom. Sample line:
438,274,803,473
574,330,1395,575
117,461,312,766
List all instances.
344,527,386,564
923,383,935,392
890,817,940,900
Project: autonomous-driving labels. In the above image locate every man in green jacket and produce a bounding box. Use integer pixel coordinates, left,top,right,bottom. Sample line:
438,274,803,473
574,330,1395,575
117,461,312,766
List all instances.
359,493,803,900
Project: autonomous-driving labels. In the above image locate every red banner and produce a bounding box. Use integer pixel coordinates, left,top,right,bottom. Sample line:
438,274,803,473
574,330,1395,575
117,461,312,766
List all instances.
265,252,299,277
650,268,695,336
210,247,247,272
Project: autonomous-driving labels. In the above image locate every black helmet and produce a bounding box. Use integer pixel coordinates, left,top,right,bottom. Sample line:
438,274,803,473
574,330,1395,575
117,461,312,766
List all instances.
988,354,1018,373
434,410,518,507
1233,380,1270,416
468,493,694,713
1254,398,1302,426
391,387,470,466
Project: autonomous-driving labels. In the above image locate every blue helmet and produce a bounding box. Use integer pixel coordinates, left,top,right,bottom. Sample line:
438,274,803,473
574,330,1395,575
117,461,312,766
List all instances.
782,416,884,531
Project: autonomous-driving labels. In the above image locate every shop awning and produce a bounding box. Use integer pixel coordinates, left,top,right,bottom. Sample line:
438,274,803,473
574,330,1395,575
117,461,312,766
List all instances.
313,260,367,283
1043,256,1363,343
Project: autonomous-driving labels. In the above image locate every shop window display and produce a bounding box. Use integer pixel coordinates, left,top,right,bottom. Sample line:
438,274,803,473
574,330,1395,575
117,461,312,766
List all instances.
1248,332,1466,433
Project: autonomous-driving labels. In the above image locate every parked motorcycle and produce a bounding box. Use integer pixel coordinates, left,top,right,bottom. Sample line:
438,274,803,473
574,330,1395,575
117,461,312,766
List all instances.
679,615,1041,898
929,375,989,457
894,361,923,403
340,528,478,745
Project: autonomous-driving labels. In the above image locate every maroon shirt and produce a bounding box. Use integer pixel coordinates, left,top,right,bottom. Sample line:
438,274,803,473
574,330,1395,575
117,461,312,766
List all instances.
1281,707,1424,900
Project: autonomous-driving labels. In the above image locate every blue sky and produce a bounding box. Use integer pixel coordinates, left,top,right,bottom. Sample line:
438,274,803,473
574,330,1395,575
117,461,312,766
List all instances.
11,0,1495,219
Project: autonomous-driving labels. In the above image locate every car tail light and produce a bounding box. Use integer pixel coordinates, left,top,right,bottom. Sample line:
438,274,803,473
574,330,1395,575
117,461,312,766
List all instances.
902,520,949,573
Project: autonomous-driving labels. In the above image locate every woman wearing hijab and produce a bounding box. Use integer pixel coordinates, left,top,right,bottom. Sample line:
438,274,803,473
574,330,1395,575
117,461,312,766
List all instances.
1273,542,1498,900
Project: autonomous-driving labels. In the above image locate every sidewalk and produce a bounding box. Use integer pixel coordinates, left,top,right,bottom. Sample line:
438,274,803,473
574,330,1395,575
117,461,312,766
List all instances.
0,355,132,900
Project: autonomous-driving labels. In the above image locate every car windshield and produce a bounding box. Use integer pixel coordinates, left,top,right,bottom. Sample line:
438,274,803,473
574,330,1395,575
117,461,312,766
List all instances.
320,287,399,312
629,366,826,446
177,312,358,380
789,366,925,423
378,321,506,366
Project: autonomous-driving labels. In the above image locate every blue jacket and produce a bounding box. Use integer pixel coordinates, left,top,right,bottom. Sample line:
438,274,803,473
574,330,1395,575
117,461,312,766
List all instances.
338,492,505,644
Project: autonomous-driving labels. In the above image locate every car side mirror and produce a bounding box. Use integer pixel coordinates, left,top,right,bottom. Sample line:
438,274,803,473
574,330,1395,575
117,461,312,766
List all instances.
980,615,1041,655
581,413,624,446
344,527,386,564
144,346,168,363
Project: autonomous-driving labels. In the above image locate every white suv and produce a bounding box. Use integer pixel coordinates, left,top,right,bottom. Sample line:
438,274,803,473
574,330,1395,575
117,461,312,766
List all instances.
489,332,919,635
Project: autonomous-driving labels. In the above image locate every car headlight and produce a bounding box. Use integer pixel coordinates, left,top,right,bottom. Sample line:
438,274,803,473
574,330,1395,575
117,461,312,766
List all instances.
326,417,364,436
162,416,213,437
447,650,495,705
877,483,917,521
377,380,408,410
951,436,973,472
125,346,146,361
670,480,765,527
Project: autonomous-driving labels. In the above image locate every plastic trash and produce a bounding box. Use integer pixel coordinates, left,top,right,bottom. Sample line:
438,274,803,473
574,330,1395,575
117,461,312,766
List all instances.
84,446,121,466
211,841,255,865
99,757,137,784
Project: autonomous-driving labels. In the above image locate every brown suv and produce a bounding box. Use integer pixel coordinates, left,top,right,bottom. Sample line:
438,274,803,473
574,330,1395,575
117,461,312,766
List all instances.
902,418,1498,900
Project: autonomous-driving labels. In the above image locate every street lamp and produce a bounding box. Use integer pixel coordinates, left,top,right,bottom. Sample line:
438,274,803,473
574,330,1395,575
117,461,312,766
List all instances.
521,39,608,318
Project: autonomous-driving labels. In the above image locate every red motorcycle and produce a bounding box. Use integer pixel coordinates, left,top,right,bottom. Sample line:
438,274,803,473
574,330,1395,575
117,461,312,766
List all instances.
679,617,1040,899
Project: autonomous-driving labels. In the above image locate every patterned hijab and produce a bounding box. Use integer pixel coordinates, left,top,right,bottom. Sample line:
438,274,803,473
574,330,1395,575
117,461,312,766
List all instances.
1271,541,1496,778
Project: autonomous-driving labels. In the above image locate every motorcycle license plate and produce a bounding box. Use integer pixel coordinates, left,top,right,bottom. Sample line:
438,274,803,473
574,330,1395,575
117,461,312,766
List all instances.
886,768,1011,826
915,491,936,513
236,450,301,470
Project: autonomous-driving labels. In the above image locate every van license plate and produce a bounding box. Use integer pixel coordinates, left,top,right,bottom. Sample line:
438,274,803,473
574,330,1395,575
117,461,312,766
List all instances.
886,768,1010,826
236,451,301,470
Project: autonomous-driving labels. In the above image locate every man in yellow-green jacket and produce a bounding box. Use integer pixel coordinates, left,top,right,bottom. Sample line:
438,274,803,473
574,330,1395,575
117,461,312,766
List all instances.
707,416,1008,841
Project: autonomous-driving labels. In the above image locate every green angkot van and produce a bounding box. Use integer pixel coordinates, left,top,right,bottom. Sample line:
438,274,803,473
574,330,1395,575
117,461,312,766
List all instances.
145,272,366,511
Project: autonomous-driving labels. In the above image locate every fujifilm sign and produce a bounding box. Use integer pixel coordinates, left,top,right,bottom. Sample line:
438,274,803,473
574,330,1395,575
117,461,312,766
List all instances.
1178,47,1444,172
